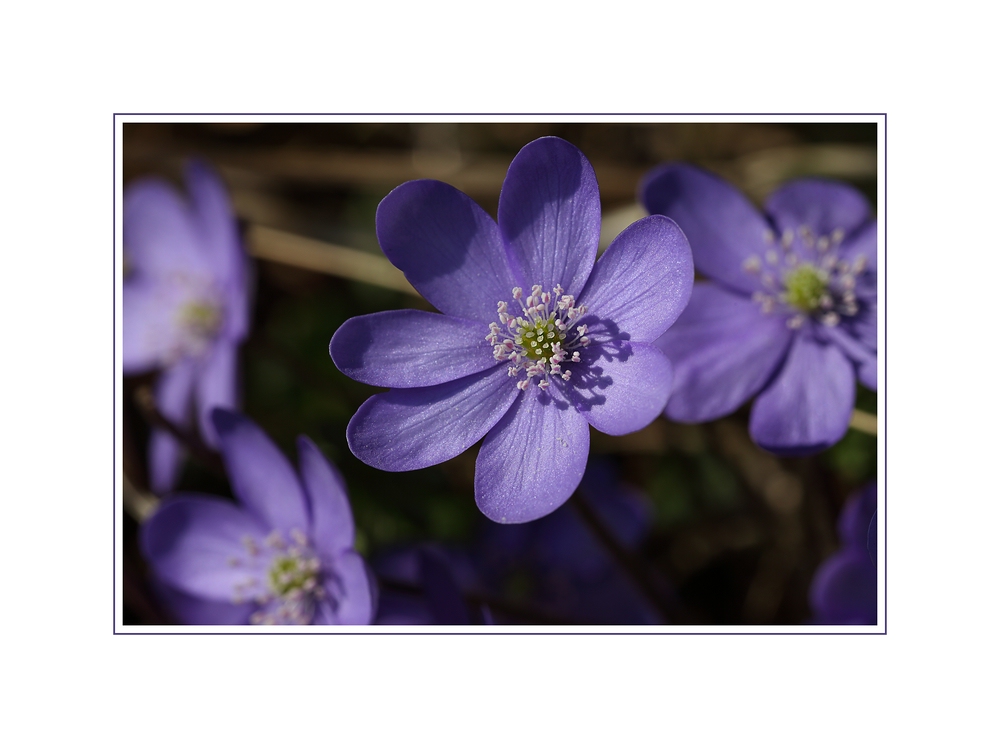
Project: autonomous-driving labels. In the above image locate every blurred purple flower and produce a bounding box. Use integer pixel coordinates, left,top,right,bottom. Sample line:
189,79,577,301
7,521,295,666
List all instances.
123,161,250,491
142,410,374,625
641,165,877,455
331,137,693,523
475,459,660,624
373,545,488,625
810,482,877,625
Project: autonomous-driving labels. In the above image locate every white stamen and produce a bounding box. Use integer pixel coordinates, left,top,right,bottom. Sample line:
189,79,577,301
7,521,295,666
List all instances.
490,283,591,391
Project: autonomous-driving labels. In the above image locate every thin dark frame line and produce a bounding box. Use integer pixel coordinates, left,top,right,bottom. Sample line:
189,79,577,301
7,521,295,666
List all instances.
113,114,886,635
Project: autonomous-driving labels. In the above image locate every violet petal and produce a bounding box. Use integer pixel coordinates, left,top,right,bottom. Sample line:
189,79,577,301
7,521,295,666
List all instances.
498,137,601,299
326,551,375,625
475,387,590,524
153,579,255,625
141,495,269,601
839,218,878,272
375,179,520,323
347,365,518,472
749,334,855,455
572,342,673,436
123,178,212,280
640,163,770,295
577,215,693,343
123,279,181,374
764,178,872,239
194,341,238,448
297,436,354,555
330,309,495,388
810,548,877,625
149,357,198,494
657,284,792,422
817,323,877,393
211,409,311,534
184,160,244,291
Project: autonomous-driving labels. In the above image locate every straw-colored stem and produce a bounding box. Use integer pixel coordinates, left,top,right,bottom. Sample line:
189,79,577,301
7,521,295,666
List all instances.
246,224,419,296
849,409,878,436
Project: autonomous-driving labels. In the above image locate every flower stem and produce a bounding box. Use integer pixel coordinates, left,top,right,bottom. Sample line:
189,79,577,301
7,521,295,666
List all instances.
133,385,226,474
849,409,878,436
247,224,420,296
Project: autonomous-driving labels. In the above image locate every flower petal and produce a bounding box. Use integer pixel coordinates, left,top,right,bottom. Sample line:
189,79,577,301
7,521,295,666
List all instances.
141,495,269,601
839,218,878,272
749,334,856,456
326,551,375,624
867,513,877,568
330,310,495,388
184,160,251,340
640,163,770,295
153,579,255,625
194,341,239,448
571,342,673,436
764,179,872,238
657,284,792,422
475,387,590,524
816,323,877,392
123,178,211,280
840,483,878,548
123,279,182,374
297,436,354,555
149,358,198,494
375,180,520,322
810,548,877,625
211,409,310,534
347,364,518,471
498,137,601,299
577,215,693,343
185,161,242,286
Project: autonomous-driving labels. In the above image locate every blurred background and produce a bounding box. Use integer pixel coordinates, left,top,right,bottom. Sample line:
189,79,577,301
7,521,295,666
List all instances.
121,121,878,626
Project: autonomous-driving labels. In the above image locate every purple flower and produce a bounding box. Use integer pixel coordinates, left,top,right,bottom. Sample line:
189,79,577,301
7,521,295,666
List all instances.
475,459,659,624
331,137,693,523
141,409,375,625
810,482,877,625
641,165,877,455
373,545,487,625
123,161,250,491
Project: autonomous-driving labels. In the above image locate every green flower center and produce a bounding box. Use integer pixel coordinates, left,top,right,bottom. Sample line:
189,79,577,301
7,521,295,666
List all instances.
783,264,829,312
267,554,320,597
516,314,565,361
180,302,222,338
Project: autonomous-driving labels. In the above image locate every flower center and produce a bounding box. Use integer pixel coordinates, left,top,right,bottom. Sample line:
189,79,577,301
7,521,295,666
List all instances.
518,315,565,361
231,529,326,625
180,301,222,339
783,264,828,312
267,553,321,598
486,284,590,391
742,225,866,329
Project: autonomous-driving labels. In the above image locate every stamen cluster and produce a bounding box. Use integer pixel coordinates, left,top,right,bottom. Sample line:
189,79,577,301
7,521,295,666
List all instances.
485,284,591,391
176,297,224,357
742,225,867,329
230,529,325,625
